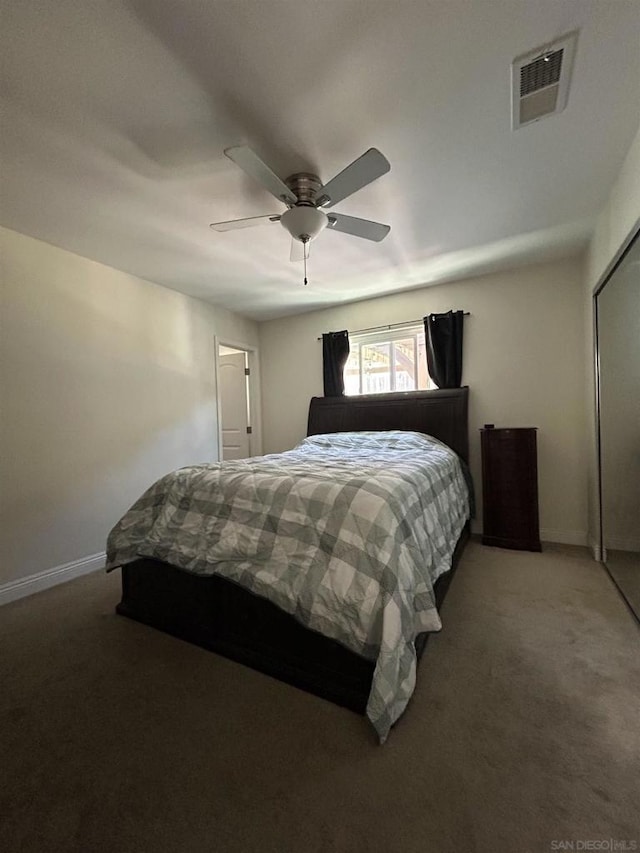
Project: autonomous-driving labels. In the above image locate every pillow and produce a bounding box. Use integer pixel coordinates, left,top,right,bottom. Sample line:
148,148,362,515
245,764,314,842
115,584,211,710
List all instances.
298,430,447,453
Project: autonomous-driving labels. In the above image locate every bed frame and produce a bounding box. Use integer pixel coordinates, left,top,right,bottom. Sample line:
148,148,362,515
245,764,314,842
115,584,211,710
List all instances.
116,387,470,715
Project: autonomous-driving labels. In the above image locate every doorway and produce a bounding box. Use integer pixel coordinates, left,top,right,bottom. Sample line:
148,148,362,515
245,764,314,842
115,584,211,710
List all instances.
215,341,261,461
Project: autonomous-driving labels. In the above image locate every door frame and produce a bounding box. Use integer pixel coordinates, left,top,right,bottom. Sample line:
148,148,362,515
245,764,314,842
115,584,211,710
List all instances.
214,337,262,461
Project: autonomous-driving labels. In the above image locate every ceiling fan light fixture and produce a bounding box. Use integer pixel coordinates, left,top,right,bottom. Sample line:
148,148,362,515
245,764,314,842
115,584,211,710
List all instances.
280,206,328,243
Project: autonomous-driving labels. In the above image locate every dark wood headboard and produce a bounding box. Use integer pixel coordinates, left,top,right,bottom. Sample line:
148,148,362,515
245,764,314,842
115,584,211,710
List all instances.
307,387,469,463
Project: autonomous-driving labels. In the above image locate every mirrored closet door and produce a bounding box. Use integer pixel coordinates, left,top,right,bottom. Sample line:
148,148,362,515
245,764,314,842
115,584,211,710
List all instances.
596,227,640,619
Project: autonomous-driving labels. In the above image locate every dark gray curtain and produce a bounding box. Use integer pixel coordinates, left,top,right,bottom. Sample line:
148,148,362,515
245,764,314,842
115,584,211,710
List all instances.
322,330,350,397
424,311,464,388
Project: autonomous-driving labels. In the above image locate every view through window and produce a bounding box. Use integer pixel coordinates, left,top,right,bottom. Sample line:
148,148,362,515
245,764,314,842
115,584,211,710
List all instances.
343,324,435,395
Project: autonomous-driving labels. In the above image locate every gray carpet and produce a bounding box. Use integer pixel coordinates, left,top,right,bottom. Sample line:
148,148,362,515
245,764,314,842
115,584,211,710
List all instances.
1,542,639,853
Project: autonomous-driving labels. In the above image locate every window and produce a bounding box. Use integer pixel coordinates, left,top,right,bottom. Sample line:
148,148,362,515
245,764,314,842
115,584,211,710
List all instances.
343,324,435,395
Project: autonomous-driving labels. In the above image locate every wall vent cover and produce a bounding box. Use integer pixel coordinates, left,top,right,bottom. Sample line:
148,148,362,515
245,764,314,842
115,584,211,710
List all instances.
512,32,578,130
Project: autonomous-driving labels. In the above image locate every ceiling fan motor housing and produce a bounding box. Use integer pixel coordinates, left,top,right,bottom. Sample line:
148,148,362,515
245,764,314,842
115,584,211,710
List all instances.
285,172,322,203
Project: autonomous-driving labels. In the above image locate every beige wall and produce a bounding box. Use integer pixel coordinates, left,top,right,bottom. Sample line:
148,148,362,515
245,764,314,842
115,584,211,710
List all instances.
259,258,587,545
0,227,258,585
584,122,640,554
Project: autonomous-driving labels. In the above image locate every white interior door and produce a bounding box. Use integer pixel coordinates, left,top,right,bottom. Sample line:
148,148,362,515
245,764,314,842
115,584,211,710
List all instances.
219,352,250,460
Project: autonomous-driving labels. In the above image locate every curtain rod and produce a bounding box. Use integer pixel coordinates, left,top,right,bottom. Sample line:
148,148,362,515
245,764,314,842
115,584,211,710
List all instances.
317,313,470,341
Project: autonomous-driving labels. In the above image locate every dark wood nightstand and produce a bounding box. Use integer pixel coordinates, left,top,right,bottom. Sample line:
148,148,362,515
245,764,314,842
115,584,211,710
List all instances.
480,427,541,552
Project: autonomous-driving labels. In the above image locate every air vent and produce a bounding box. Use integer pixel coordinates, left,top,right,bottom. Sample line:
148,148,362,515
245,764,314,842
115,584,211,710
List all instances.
520,50,563,97
512,32,578,130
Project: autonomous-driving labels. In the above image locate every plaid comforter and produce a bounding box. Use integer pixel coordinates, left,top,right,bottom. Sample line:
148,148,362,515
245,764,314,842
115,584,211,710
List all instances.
106,431,470,742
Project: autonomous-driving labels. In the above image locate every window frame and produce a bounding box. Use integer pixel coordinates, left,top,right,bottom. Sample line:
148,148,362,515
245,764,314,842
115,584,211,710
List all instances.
343,323,433,396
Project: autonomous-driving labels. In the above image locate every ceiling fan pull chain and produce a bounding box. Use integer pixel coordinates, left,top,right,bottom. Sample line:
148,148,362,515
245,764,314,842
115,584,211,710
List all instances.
303,239,308,286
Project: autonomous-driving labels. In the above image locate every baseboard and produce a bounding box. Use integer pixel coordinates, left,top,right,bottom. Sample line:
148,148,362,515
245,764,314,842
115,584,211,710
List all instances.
589,539,604,562
0,552,106,606
539,528,588,547
600,535,640,553
473,523,588,548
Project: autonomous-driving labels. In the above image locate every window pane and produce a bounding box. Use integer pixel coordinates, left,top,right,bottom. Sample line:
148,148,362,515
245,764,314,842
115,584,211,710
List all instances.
344,343,361,395
340,324,437,396
362,342,391,394
393,337,416,391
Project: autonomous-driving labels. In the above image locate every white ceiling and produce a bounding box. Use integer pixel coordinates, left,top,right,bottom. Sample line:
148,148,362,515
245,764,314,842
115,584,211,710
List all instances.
1,0,639,320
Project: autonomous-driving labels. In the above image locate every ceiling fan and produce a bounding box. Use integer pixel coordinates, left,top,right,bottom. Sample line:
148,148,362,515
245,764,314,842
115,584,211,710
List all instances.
210,146,391,267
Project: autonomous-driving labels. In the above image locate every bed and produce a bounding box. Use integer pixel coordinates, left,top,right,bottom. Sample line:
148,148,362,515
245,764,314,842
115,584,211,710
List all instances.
109,387,471,741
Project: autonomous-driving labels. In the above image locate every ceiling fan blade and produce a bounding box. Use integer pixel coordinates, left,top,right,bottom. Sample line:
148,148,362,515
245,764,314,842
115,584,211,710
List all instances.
317,149,390,208
210,214,281,232
224,146,298,205
327,213,390,242
290,239,310,262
